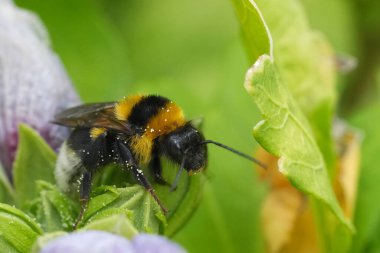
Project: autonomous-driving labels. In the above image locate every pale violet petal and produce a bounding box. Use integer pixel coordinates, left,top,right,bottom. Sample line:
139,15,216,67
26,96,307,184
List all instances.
40,231,134,253
132,234,187,253
0,0,80,177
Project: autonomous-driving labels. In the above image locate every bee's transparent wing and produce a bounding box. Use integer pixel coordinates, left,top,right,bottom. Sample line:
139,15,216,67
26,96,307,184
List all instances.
52,102,131,133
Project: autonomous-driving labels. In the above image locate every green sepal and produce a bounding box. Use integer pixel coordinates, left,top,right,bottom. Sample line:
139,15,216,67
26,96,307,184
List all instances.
30,181,77,232
81,214,138,239
0,203,43,253
88,159,206,237
80,185,166,233
13,124,57,209
0,163,14,204
31,231,67,253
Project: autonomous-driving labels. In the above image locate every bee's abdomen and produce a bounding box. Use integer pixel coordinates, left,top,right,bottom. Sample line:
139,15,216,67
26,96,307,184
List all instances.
67,128,111,169
55,142,84,192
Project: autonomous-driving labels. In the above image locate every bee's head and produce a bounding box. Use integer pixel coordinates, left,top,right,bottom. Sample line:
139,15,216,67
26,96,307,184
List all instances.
159,123,207,174
160,122,266,191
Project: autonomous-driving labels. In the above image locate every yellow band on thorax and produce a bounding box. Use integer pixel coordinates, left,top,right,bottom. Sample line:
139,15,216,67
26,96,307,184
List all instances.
143,101,186,140
130,101,186,164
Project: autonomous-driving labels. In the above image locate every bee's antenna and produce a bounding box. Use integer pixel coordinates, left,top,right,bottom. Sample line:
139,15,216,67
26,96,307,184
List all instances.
200,140,267,170
170,154,187,192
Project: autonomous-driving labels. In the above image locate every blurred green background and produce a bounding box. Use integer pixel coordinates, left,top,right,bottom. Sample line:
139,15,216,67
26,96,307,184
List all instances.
14,0,380,252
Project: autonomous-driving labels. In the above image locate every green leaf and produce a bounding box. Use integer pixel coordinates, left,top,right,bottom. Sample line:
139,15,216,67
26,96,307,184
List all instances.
81,214,138,239
13,125,57,209
312,198,352,253
349,103,380,253
234,1,351,251
261,0,337,172
231,0,272,62
234,0,337,173
0,163,14,204
0,203,43,253
31,182,77,232
244,54,352,232
253,0,337,112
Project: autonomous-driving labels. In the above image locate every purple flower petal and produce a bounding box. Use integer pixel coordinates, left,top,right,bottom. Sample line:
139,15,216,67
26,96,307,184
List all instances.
132,234,186,253
0,0,80,178
40,231,134,253
39,231,187,253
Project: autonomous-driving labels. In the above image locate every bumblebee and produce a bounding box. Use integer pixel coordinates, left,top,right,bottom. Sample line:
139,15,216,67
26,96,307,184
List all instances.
53,94,264,228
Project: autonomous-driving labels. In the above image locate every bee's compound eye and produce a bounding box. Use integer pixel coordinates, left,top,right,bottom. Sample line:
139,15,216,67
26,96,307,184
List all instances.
171,139,182,152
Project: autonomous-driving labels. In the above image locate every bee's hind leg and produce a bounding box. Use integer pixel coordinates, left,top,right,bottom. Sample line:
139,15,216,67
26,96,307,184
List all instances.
73,170,92,230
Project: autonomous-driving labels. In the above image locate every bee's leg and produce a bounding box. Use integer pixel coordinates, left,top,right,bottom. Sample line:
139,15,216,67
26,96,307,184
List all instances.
131,164,168,214
67,129,110,230
150,147,171,187
116,141,168,214
73,170,92,229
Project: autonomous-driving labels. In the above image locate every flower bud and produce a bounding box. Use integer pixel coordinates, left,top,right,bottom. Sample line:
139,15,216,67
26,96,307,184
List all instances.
0,0,80,178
